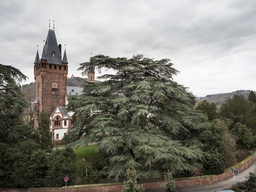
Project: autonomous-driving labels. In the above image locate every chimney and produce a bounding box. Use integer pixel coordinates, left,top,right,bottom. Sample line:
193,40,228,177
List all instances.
58,44,62,56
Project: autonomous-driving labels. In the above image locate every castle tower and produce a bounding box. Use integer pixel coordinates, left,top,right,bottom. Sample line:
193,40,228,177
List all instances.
33,28,68,128
87,54,95,82
87,68,95,82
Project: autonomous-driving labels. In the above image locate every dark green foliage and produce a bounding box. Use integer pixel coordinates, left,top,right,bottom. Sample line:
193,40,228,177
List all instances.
122,159,145,192
0,64,35,187
200,119,226,153
44,147,75,187
248,91,256,104
3,140,47,188
196,100,217,121
237,172,256,191
68,55,206,180
37,109,53,151
220,94,253,130
76,159,99,184
0,64,77,188
162,171,176,192
232,123,254,150
0,63,27,86
200,119,238,172
203,148,225,175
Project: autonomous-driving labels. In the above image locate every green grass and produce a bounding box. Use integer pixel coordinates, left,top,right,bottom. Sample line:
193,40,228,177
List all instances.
73,144,99,160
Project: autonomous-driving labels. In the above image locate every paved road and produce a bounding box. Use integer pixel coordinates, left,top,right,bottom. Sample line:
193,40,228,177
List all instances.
145,161,256,192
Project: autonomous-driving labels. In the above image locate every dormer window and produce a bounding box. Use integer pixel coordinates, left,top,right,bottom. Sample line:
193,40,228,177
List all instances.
52,51,55,56
54,116,61,126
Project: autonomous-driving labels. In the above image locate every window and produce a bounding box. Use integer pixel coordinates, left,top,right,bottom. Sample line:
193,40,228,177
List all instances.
50,65,52,69
56,134,59,140
91,76,93,81
52,88,58,101
54,117,61,126
52,51,55,56
59,66,61,70
54,65,56,69
64,120,67,126
64,66,66,70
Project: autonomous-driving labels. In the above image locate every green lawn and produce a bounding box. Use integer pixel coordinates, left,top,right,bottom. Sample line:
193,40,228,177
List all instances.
73,144,99,160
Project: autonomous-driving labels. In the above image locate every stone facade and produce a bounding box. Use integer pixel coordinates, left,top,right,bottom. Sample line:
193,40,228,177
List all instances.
33,28,69,142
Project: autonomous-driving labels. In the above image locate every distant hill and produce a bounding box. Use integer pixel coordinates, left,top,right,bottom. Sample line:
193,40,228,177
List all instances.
198,90,252,107
67,76,86,87
22,80,252,108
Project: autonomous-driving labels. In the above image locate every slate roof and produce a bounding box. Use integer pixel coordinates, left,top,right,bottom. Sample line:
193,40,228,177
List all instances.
59,106,69,118
33,97,39,104
34,50,39,64
63,50,68,63
41,29,63,65
67,86,83,95
50,106,69,118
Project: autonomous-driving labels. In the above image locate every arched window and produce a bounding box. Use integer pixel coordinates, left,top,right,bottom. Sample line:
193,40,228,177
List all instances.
54,116,61,126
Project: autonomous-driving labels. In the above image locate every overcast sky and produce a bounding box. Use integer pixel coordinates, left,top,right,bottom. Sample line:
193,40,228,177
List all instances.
1,0,256,97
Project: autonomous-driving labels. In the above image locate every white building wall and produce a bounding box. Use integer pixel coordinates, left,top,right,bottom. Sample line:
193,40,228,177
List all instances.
62,118,69,128
54,128,68,140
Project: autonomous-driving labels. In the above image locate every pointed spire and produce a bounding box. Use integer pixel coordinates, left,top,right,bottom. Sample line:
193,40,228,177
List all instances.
41,40,46,60
63,44,68,63
41,29,62,64
34,45,40,64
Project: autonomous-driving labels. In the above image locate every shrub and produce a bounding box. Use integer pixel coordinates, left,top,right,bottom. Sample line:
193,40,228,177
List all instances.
162,171,176,192
122,159,145,192
76,159,99,184
203,148,225,175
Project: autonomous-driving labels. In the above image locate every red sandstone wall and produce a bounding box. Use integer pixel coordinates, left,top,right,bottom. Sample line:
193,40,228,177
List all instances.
34,62,68,116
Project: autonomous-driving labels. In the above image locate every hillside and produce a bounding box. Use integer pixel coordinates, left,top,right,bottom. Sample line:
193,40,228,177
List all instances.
21,80,252,108
198,90,252,107
67,76,86,87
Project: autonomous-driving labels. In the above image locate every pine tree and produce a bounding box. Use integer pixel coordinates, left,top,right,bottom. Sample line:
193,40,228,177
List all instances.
37,109,53,151
0,64,35,187
248,91,256,104
68,55,206,180
195,100,217,121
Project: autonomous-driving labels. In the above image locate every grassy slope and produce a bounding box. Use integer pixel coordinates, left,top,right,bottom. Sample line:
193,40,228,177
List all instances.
73,144,99,160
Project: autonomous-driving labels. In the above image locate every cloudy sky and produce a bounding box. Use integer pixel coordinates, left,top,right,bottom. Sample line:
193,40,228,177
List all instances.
1,0,256,97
